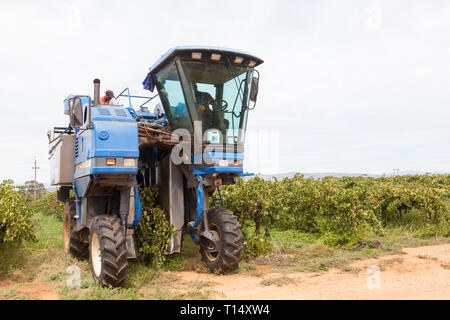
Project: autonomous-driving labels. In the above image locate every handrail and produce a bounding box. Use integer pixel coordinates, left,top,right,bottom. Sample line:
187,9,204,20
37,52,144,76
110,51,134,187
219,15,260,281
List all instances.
48,125,72,146
116,87,159,109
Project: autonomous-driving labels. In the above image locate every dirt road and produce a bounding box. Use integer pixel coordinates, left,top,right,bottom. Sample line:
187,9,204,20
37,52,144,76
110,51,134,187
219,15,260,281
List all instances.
173,243,450,300
1,243,449,299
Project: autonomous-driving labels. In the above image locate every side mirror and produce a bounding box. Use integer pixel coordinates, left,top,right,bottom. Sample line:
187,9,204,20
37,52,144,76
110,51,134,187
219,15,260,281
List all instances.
250,76,259,102
69,98,83,128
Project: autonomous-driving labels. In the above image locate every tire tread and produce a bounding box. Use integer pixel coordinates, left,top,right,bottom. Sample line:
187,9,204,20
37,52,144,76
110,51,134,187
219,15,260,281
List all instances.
201,208,243,273
89,215,128,287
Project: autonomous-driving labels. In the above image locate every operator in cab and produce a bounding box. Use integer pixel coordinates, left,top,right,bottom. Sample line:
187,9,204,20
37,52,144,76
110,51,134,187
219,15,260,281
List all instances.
193,83,215,115
192,83,228,134
100,90,115,105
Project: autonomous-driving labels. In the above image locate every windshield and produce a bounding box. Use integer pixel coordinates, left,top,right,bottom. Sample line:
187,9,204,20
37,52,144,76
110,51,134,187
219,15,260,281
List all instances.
154,59,253,145
154,63,193,131
182,61,253,145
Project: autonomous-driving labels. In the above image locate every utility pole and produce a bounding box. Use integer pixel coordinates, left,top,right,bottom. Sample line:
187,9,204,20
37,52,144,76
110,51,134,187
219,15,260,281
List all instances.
32,158,40,201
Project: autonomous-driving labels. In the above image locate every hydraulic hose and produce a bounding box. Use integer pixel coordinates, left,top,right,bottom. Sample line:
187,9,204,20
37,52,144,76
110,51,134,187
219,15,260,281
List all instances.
187,179,204,244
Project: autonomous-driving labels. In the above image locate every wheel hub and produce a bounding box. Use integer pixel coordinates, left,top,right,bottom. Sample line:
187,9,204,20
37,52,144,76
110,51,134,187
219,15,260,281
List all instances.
201,224,221,261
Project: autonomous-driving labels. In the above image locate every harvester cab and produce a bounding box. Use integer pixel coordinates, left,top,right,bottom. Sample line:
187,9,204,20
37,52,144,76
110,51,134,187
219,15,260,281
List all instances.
49,46,263,287
143,47,262,146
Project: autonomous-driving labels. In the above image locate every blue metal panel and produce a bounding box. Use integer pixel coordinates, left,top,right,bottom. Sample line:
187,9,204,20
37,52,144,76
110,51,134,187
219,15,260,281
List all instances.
68,100,140,232
78,131,93,165
91,167,138,175
239,173,255,177
73,166,137,179
73,167,90,179
73,175,91,198
192,152,244,163
91,106,136,123
73,111,139,167
193,167,243,175
91,122,138,158
93,150,139,158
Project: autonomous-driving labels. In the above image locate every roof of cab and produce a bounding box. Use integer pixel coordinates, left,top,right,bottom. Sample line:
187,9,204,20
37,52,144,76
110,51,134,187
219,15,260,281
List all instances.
148,46,264,74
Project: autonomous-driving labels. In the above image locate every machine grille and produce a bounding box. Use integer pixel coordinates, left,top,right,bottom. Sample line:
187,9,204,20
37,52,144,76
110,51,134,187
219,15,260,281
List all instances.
74,137,79,158
114,109,127,117
98,108,111,115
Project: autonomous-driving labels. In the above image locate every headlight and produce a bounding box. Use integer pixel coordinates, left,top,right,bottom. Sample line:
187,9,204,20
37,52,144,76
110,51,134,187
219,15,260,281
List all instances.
124,158,137,167
76,159,92,171
211,53,221,61
218,159,228,167
192,52,202,59
234,56,244,64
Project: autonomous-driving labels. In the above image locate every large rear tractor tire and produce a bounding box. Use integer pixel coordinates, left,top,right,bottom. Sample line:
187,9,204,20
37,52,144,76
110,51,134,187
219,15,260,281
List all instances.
89,215,128,287
200,208,243,273
63,199,88,260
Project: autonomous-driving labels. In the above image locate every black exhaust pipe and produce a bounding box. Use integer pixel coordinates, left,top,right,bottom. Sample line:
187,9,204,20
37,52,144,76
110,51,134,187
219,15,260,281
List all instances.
93,78,100,106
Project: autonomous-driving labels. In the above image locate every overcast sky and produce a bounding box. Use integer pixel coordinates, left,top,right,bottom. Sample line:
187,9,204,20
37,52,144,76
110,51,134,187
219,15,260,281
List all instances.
1,0,449,184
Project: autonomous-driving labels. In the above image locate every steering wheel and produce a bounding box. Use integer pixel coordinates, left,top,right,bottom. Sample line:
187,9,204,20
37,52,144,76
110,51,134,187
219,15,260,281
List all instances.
207,98,228,112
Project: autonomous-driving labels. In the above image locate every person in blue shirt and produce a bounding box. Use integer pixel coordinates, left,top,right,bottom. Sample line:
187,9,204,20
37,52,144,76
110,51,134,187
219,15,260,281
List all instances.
193,83,215,115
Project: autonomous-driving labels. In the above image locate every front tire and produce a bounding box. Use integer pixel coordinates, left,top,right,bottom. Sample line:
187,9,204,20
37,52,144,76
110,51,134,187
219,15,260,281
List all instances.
200,208,243,273
89,215,128,287
63,199,88,259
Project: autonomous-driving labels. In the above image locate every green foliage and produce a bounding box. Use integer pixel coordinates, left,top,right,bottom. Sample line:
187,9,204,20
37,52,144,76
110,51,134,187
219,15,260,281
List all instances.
32,191,64,220
221,174,450,249
0,180,35,243
242,234,274,259
135,186,176,267
219,177,276,258
220,176,273,235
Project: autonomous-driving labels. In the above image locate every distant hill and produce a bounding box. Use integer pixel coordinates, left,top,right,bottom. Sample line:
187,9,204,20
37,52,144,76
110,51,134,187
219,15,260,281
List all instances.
252,171,447,181
253,172,380,180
